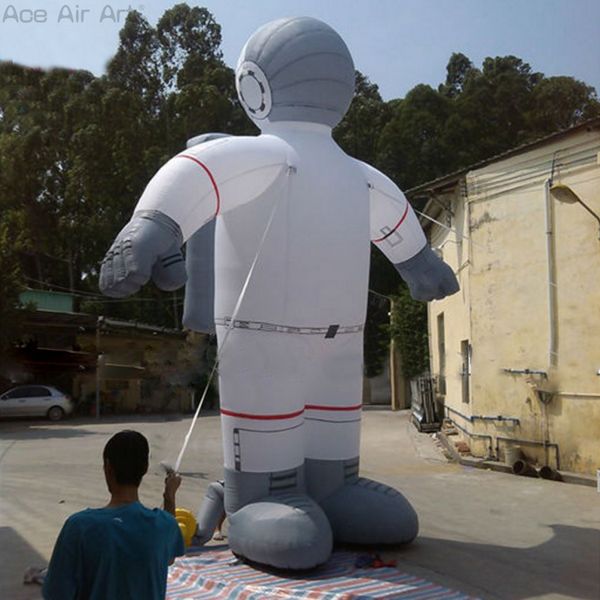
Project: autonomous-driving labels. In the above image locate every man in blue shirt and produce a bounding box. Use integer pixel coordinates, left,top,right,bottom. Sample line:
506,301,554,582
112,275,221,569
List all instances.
43,430,185,600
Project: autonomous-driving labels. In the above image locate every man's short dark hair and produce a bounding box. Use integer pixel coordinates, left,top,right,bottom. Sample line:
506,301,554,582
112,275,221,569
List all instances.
103,430,149,486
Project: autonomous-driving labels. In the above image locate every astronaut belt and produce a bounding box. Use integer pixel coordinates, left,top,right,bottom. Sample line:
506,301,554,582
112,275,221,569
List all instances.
214,318,363,339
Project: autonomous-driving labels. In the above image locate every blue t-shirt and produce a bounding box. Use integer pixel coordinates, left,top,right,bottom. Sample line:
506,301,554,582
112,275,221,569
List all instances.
43,502,185,600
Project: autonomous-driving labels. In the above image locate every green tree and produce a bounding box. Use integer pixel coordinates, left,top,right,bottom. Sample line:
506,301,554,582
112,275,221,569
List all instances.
439,52,477,98
157,4,249,152
0,212,30,354
0,4,247,334
106,10,163,114
377,84,452,188
389,286,430,378
334,71,391,165
528,76,600,136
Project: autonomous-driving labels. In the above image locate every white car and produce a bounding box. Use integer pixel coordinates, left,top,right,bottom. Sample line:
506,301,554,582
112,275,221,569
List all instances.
0,385,73,421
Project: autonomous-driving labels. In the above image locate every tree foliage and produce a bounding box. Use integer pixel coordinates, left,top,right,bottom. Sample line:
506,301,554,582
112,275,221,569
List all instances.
0,212,30,354
389,286,430,379
0,6,246,337
377,53,599,190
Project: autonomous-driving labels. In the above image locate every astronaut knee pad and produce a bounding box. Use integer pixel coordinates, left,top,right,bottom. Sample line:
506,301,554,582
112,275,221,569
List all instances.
194,481,225,545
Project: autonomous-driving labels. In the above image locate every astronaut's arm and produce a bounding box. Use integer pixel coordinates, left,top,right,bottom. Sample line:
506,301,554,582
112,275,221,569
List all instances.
99,136,288,298
135,136,288,241
358,161,459,301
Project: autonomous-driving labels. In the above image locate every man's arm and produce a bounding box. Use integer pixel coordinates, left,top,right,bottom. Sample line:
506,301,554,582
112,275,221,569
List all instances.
42,518,81,600
163,471,181,517
161,472,185,565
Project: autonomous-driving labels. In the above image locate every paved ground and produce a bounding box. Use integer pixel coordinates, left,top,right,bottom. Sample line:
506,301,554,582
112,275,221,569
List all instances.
0,408,598,600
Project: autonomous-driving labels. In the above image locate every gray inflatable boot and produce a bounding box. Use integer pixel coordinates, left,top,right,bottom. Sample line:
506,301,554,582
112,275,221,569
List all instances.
224,465,333,570
193,481,225,545
306,458,419,545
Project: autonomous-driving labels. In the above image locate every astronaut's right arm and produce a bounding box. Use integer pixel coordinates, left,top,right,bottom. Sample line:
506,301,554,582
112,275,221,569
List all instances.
99,136,289,298
357,160,459,302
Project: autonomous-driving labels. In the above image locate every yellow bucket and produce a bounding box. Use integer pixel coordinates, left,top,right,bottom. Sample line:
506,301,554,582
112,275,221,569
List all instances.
175,508,197,547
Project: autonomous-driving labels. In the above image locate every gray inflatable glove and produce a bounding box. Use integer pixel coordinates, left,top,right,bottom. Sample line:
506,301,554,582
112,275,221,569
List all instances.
395,246,459,301
99,210,186,298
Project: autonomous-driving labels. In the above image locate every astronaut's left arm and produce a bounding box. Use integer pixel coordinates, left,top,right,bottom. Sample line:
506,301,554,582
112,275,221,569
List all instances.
357,161,459,301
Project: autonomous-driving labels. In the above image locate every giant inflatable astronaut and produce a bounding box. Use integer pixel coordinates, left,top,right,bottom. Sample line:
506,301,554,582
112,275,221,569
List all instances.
100,17,458,569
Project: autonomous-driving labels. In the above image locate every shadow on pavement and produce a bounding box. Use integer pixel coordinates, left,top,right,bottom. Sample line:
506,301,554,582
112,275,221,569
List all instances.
178,471,209,480
0,527,45,600
395,524,600,599
0,412,217,439
0,426,99,441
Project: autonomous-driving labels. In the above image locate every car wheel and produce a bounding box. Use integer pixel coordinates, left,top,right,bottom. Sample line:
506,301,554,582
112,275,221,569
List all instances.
47,406,65,421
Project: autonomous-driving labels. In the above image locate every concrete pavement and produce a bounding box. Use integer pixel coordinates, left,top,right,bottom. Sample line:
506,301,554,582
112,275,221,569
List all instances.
0,409,598,599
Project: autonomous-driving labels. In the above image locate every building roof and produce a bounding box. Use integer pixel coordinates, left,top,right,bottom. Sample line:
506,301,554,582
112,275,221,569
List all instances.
23,309,185,338
405,117,600,200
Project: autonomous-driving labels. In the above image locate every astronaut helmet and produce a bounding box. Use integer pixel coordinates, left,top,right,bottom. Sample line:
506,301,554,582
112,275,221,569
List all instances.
235,16,356,129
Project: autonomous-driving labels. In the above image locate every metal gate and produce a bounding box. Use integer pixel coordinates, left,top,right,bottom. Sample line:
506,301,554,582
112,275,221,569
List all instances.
410,375,441,432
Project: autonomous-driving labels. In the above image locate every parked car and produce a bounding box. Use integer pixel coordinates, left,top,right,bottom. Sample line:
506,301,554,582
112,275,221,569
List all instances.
0,385,73,421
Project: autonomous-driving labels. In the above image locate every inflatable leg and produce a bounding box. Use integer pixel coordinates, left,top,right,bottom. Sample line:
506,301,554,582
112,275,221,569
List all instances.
303,333,418,545
217,328,333,570
306,458,418,545
193,481,225,545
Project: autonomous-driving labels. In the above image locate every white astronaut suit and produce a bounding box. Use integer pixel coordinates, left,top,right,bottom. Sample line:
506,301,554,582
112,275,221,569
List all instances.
100,17,459,570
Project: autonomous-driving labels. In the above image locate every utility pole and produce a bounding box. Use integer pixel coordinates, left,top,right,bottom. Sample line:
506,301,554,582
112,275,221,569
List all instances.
389,297,400,411
95,316,103,419
172,292,179,329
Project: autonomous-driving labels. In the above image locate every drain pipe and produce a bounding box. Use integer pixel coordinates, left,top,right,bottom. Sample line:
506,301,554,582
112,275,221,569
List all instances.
444,409,495,459
512,459,538,478
445,405,520,427
538,465,562,481
544,179,559,368
496,436,560,470
503,368,548,379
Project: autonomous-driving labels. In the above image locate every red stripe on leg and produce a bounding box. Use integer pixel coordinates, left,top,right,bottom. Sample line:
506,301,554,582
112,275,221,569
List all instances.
220,408,304,420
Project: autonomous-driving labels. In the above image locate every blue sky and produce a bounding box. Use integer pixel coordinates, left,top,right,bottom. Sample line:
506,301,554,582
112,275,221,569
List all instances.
0,0,599,100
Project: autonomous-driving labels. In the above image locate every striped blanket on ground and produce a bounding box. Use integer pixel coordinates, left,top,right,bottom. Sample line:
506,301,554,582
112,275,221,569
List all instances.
167,548,476,599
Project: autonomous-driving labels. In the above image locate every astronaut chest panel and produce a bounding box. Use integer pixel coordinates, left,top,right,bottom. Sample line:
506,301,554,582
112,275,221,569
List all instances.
221,163,367,262
214,159,370,323
288,167,369,258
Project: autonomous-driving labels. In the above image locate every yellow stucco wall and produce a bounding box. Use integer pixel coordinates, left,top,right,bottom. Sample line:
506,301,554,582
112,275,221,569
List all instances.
426,186,475,437
425,128,600,475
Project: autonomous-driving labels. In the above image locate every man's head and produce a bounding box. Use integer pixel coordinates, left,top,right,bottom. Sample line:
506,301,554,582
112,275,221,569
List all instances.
103,430,149,489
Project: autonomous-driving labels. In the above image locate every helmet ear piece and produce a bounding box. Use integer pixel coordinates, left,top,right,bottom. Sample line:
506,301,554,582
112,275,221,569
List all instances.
236,62,272,121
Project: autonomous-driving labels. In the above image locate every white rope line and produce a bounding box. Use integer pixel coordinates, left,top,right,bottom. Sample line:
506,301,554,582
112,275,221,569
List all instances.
173,167,293,472
415,209,481,247
371,182,477,247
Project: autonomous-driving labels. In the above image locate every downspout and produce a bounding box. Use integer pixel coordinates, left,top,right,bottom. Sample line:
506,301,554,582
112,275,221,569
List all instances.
543,179,559,467
544,179,559,368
